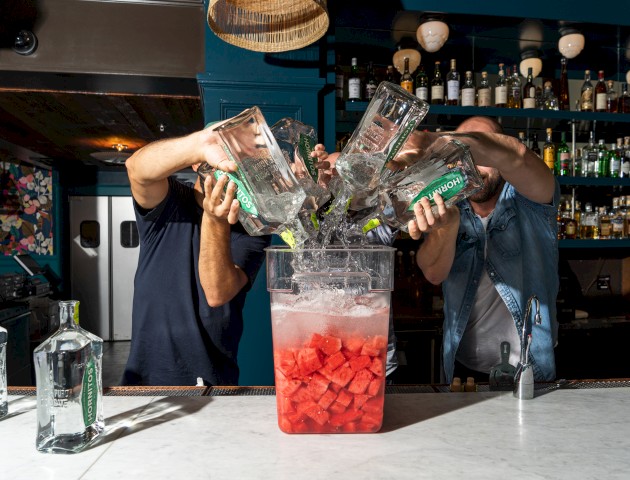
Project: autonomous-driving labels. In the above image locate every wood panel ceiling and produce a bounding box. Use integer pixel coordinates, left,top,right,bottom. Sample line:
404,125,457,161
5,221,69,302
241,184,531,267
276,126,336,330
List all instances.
0,73,203,169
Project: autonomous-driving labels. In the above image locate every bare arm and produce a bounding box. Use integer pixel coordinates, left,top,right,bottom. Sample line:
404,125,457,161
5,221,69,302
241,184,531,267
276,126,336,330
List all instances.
126,128,237,210
198,174,248,306
442,131,556,205
408,195,460,285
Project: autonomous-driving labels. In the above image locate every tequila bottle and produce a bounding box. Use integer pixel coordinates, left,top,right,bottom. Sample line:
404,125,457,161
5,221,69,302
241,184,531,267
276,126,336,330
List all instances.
0,325,7,418
34,300,104,453
376,138,484,231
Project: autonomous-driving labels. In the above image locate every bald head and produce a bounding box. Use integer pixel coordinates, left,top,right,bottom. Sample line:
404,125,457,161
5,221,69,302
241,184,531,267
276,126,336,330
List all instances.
456,116,504,134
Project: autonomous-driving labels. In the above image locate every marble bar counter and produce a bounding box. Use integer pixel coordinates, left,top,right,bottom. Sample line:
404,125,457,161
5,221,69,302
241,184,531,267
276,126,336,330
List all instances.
2,381,630,480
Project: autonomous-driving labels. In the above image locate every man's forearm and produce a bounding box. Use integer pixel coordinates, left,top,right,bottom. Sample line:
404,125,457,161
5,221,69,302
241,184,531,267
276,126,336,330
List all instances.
417,225,458,285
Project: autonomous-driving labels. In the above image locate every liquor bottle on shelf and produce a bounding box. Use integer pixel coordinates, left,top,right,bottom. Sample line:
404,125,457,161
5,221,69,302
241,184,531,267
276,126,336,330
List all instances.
431,61,444,105
562,200,578,239
580,70,594,112
494,63,507,107
624,196,630,237
348,57,362,102
596,139,608,178
400,57,414,94
386,65,401,85
559,57,570,111
619,83,630,113
610,197,625,239
606,80,618,113
531,133,541,157
609,141,621,178
621,137,630,178
446,58,460,105
580,203,599,239
365,61,378,101
542,81,559,110
556,132,570,176
0,325,6,419
477,71,491,107
507,64,521,108
461,71,476,107
574,148,583,177
543,128,556,172
595,70,608,112
34,300,104,453
583,131,598,177
598,206,612,239
522,67,536,109
335,54,345,108
415,63,429,102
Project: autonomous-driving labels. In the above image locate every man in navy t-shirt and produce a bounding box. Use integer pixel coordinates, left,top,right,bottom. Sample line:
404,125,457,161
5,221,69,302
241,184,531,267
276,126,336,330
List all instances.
122,124,271,386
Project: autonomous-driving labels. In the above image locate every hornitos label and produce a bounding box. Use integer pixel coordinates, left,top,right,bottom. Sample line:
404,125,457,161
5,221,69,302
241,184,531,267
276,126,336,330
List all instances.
81,359,98,426
407,169,466,210
298,134,318,181
213,170,258,216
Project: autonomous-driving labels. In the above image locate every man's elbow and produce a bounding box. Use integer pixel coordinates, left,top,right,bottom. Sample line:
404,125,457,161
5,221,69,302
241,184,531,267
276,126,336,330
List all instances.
204,291,234,308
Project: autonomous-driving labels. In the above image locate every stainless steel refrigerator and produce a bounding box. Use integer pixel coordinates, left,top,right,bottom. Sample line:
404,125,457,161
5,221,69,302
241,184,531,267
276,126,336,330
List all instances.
69,196,139,341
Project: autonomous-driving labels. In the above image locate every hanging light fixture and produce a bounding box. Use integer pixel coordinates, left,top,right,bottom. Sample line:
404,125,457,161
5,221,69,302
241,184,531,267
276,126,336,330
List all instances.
392,38,421,75
519,50,543,78
558,27,585,59
207,0,329,53
90,144,131,165
416,17,449,53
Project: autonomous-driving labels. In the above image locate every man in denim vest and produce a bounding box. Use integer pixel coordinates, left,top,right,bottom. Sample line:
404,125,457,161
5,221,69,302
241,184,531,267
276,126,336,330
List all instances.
409,116,560,383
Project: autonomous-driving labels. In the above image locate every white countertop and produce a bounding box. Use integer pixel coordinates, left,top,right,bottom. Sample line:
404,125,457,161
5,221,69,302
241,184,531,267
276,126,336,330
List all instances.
2,387,629,479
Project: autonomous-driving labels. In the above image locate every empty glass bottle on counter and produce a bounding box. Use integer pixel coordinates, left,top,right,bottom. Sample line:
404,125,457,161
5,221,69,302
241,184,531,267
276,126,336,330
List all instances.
0,325,7,418
33,300,104,453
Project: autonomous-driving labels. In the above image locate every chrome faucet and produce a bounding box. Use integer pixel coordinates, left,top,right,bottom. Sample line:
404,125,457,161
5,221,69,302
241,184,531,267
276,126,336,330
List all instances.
514,295,542,400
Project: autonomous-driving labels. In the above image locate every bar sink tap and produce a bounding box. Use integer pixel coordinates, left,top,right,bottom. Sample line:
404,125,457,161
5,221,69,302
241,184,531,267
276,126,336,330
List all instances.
514,295,541,400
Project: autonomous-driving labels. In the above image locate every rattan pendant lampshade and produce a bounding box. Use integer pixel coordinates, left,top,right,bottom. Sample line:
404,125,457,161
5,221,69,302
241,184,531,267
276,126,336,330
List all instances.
207,0,329,53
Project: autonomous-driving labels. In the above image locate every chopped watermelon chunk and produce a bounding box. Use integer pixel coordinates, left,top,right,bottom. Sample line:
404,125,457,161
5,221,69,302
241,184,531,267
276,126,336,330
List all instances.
274,349,298,377
352,394,370,409
296,347,323,376
329,408,363,427
367,377,382,396
369,356,384,377
331,364,355,388
343,337,365,354
349,355,372,372
361,397,383,413
318,335,342,356
306,372,330,401
328,401,347,414
325,351,347,370
317,389,337,410
304,403,330,426
347,369,373,395
306,333,323,348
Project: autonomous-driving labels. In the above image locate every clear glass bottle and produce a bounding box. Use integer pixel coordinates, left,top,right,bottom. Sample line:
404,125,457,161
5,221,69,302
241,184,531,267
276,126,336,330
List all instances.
595,70,607,112
400,57,414,94
580,203,599,239
365,61,378,100
596,139,609,178
580,70,594,112
619,83,630,114
34,300,104,453
461,70,476,107
495,63,507,107
0,325,7,419
559,57,570,110
543,128,556,172
583,131,598,177
508,64,521,108
431,61,444,105
446,58,460,105
542,81,559,110
556,132,570,176
522,67,536,109
348,57,362,102
562,200,578,239
415,63,429,101
477,71,491,107
606,80,618,113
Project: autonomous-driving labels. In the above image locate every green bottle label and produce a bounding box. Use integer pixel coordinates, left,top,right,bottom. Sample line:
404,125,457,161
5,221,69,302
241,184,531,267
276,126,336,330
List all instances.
362,218,381,233
298,134,318,181
213,170,258,216
407,169,466,211
386,117,419,163
279,229,297,248
81,359,98,427
73,302,80,325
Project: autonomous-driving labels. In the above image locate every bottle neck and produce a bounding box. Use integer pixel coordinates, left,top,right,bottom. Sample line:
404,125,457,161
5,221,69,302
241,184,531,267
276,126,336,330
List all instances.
59,301,80,330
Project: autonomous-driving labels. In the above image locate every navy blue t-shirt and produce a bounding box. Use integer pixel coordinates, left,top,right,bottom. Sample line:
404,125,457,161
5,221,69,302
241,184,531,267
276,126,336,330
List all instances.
122,177,271,386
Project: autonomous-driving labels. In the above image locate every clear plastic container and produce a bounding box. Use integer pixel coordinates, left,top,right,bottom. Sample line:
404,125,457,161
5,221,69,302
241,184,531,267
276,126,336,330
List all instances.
266,245,395,434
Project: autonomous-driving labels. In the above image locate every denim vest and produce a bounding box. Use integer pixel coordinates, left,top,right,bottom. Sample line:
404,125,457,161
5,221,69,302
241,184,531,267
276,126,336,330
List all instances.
441,180,560,383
